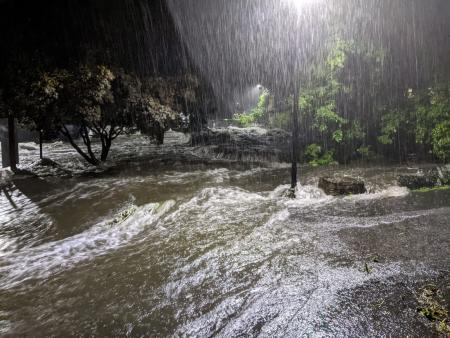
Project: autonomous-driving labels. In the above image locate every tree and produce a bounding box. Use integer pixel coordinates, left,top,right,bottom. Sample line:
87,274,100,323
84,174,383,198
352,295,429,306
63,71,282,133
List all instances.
138,74,203,143
134,95,178,145
5,66,111,164
6,64,190,165
378,85,450,161
6,65,140,165
13,70,65,159
4,59,210,165
297,38,363,163
55,65,116,165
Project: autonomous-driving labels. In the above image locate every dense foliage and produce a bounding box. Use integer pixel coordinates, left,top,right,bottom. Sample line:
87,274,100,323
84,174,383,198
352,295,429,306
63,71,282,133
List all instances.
378,86,450,162
297,38,367,163
256,37,450,165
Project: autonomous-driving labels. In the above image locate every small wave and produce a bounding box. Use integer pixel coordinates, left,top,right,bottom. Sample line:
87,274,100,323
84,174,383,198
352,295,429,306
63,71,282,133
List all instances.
271,184,409,206
166,186,268,226
0,200,175,290
344,186,409,201
270,184,334,208
315,208,449,230
158,168,231,185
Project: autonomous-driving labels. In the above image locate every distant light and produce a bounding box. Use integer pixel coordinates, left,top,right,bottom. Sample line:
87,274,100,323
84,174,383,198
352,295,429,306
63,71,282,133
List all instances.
283,0,321,10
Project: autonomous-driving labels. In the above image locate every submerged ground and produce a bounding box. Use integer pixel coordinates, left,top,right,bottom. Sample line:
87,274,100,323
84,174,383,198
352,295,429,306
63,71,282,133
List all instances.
0,135,449,337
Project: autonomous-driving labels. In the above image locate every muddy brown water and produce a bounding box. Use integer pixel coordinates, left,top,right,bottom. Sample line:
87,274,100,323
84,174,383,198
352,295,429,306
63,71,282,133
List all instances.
0,139,449,337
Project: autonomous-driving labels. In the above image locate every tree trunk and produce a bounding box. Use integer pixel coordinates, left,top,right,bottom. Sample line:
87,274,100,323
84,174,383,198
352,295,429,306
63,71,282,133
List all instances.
80,126,97,163
8,115,17,172
156,127,165,145
291,88,300,190
100,137,111,162
39,129,43,159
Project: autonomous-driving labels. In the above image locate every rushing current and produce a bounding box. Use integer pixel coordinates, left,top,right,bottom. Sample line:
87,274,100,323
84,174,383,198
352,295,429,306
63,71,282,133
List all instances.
0,135,449,337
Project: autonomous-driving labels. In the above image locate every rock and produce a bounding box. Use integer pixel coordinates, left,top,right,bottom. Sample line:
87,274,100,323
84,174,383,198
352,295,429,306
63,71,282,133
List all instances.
398,166,450,190
397,174,437,190
319,176,366,196
397,167,447,190
436,165,450,185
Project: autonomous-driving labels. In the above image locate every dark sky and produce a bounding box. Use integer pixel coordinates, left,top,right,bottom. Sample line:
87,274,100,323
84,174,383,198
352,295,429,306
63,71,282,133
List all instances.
0,0,189,79
1,0,449,115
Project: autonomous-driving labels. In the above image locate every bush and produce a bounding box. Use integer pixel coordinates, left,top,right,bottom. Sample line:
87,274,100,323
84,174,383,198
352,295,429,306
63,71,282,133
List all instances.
357,146,377,161
233,89,269,127
432,121,450,162
378,86,450,160
305,143,337,167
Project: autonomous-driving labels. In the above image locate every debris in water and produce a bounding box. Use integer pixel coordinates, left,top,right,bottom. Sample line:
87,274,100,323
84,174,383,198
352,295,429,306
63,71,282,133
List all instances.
111,205,139,225
283,187,297,199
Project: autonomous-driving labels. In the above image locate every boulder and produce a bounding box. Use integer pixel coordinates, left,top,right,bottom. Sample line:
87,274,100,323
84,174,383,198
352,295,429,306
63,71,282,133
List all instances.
397,166,450,190
397,173,437,190
319,176,366,196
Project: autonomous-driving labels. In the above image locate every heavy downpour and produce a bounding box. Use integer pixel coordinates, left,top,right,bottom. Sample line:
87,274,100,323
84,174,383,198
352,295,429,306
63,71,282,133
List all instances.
0,0,449,336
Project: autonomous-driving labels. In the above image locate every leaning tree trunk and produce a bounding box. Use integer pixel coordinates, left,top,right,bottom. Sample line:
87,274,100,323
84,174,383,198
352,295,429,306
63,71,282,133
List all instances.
80,125,97,163
59,125,99,166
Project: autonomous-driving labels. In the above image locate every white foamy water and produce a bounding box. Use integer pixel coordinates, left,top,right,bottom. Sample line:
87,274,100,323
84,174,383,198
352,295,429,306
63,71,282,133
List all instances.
0,177,423,292
158,183,439,337
1,153,448,337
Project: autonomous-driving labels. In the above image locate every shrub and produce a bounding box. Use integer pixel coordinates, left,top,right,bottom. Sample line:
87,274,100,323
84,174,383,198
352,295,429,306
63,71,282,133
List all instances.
432,120,450,162
305,143,337,167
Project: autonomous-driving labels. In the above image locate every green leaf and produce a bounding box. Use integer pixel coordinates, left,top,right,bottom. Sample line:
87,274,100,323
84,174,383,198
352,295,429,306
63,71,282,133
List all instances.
332,130,343,143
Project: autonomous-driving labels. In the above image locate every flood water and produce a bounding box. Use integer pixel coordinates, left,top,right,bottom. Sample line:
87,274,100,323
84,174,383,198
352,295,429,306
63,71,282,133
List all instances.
0,137,449,337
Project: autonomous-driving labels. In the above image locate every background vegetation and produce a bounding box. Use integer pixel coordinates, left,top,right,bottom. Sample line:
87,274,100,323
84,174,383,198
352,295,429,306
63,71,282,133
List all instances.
230,36,449,165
